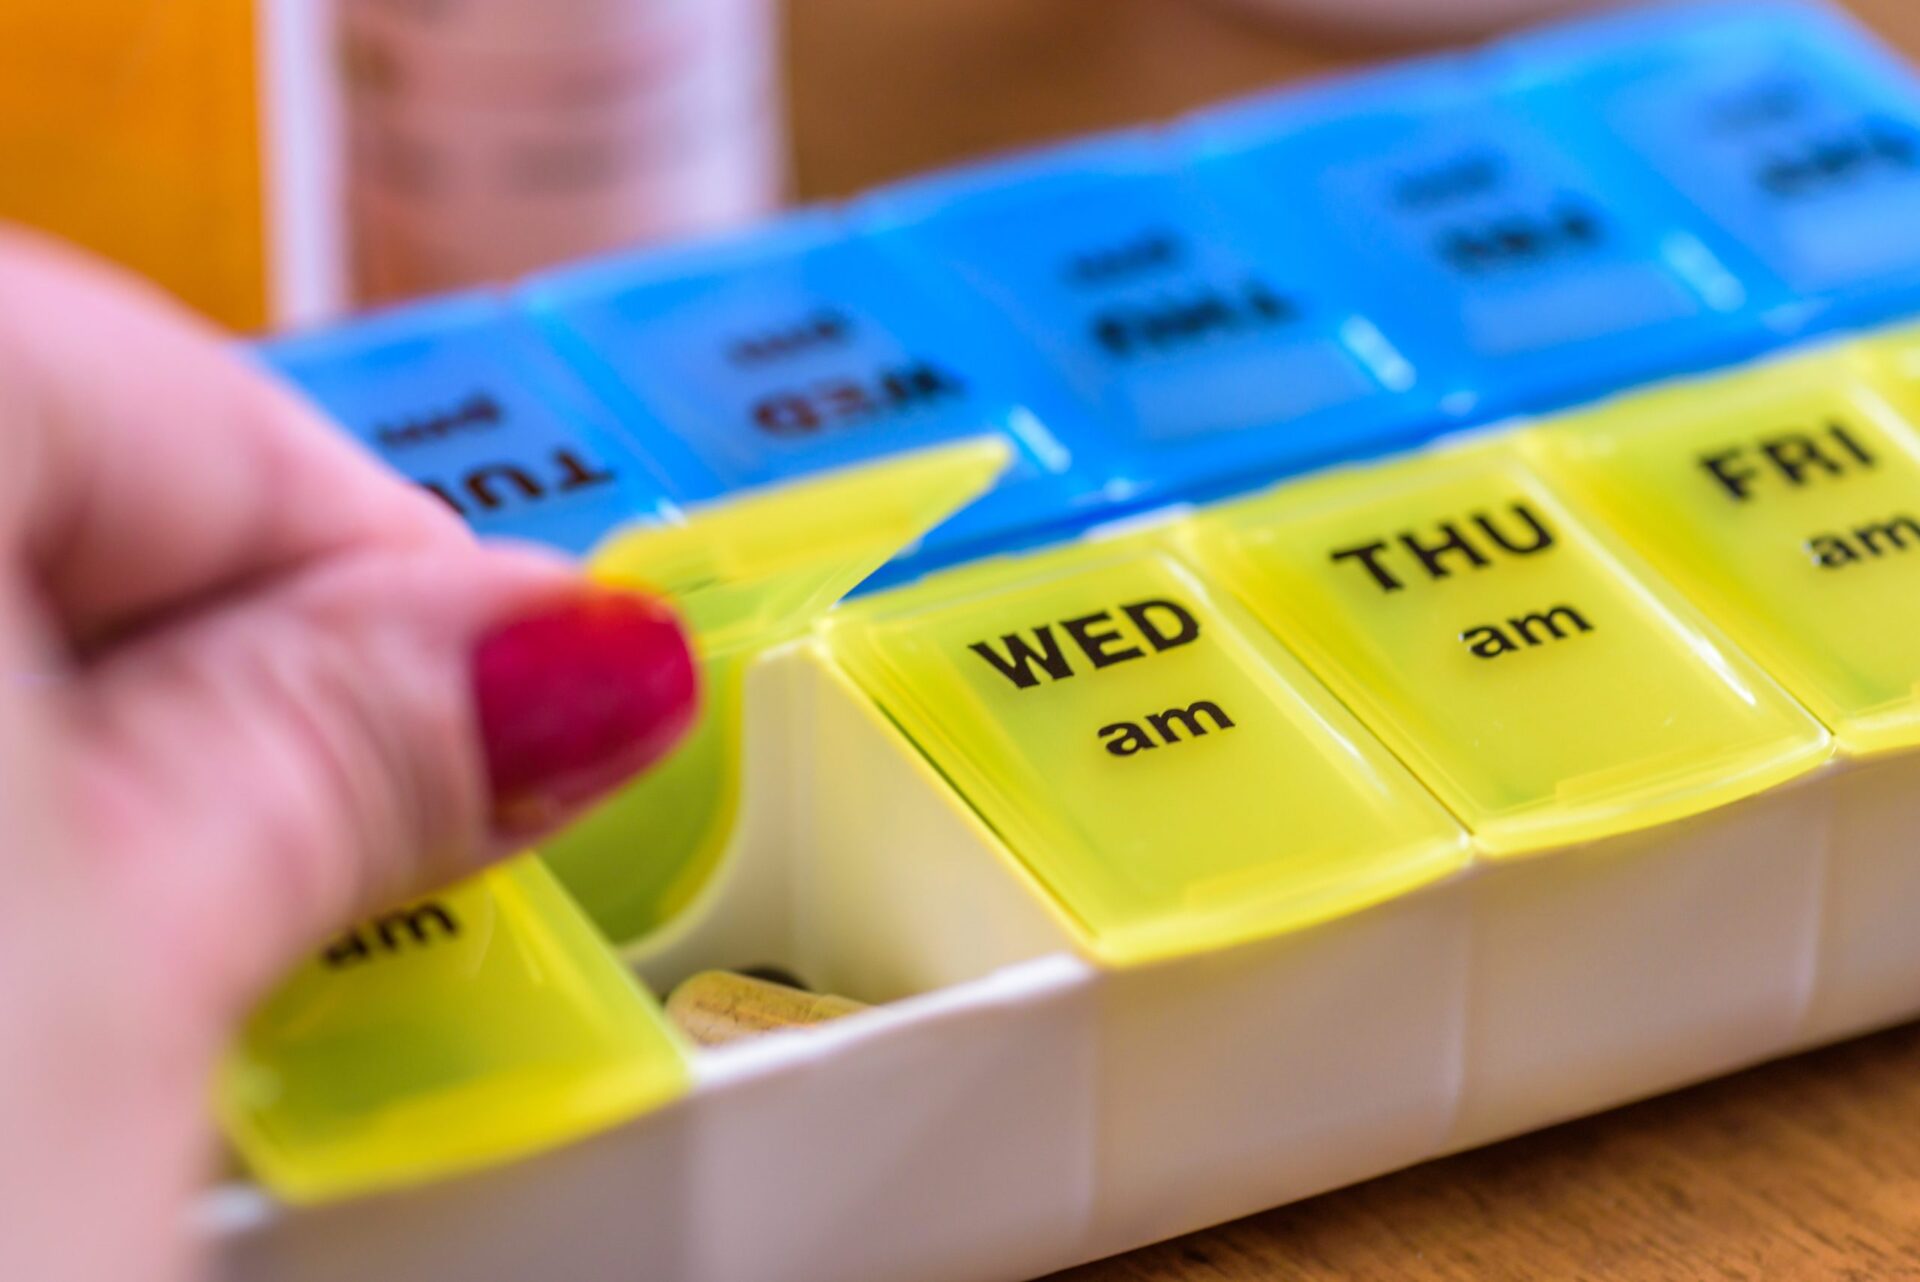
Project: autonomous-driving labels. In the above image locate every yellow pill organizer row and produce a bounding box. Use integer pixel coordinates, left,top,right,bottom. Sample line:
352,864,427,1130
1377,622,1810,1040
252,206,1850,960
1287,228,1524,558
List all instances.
214,325,1920,1280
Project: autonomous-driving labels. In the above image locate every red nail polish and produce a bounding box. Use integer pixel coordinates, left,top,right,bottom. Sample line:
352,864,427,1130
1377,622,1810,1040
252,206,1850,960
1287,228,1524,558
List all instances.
474,589,698,834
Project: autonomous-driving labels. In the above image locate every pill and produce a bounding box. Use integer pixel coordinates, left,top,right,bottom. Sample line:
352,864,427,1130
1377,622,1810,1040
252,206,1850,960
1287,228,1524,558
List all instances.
665,971,867,1047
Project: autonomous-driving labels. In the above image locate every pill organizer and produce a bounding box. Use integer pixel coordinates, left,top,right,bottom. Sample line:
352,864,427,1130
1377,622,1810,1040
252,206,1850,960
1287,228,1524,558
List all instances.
214,4,1920,1280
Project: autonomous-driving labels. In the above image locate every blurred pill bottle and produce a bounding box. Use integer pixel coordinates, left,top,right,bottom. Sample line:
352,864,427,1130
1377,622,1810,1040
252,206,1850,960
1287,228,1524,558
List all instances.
339,0,785,303
0,0,343,331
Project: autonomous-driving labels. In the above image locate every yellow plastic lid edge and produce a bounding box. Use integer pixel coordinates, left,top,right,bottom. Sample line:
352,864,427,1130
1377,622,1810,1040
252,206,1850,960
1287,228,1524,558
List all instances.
544,439,1013,945
586,437,1014,654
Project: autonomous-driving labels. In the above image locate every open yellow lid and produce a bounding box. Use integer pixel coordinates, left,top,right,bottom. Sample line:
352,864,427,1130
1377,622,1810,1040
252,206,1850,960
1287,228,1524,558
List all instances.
221,441,1010,1201
542,440,1013,943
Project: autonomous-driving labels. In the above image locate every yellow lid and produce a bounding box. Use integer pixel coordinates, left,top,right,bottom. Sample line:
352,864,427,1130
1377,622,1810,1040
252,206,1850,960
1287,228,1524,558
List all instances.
828,537,1470,966
1528,343,1920,757
1191,444,1831,857
219,857,689,1202
542,440,1012,943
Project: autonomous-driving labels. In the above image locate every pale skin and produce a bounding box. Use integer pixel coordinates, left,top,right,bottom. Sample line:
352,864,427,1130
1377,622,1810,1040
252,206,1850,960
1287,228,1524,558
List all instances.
0,230,619,1282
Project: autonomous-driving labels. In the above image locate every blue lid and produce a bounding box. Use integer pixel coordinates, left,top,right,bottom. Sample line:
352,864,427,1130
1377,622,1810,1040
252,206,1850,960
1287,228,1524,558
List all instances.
1497,0,1920,335
1186,53,1774,423
862,127,1447,513
257,292,678,553
521,210,1111,574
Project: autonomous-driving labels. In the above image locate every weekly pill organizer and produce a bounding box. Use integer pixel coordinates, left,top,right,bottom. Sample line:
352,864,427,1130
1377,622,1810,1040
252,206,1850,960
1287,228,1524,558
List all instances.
213,5,1920,1279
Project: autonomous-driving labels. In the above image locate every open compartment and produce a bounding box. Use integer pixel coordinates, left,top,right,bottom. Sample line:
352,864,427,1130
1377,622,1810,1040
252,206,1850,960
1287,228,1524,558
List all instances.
215,949,1103,1282
214,443,1112,1280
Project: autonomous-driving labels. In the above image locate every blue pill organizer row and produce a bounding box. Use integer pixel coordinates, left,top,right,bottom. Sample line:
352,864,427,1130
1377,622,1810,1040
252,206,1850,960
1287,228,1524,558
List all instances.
260,0,1920,586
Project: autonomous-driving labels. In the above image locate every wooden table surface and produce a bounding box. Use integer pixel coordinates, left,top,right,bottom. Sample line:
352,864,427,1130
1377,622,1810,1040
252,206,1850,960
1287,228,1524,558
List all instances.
786,1,1920,1277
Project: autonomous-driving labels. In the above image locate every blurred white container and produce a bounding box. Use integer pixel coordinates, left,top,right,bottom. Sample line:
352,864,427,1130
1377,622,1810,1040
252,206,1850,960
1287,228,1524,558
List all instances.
337,0,784,301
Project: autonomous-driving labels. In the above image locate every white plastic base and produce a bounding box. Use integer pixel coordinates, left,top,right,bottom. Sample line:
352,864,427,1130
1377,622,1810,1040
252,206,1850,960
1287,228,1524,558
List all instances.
208,646,1920,1282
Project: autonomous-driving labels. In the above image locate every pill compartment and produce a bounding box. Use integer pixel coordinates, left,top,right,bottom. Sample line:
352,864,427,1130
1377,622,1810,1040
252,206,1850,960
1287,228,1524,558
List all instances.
1501,1,1920,334
1189,443,1834,1144
507,440,1106,1282
219,442,1108,1278
258,293,679,552
222,696,1101,1282
1528,340,1920,1045
520,212,1100,575
826,533,1476,1253
1187,58,1767,423
862,132,1443,511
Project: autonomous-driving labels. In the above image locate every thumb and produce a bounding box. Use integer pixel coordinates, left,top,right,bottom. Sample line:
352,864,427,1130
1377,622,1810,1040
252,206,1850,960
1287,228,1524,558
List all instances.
58,543,696,1019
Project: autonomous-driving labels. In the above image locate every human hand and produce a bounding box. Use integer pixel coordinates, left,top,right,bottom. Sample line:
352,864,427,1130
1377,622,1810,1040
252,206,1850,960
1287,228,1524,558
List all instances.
0,230,697,1282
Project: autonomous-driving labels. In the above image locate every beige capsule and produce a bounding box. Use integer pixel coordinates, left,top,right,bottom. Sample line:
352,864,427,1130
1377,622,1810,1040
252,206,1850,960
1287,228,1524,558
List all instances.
665,971,867,1048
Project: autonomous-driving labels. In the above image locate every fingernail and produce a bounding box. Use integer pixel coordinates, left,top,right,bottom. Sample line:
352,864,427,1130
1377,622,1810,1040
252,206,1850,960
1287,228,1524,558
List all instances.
474,588,698,834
